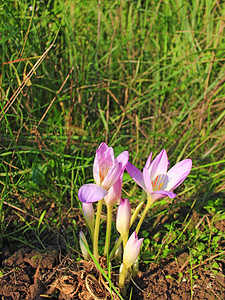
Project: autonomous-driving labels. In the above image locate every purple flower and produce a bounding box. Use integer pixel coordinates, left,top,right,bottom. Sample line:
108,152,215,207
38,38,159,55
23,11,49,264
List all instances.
78,143,128,203
116,198,131,237
123,231,144,269
126,149,192,202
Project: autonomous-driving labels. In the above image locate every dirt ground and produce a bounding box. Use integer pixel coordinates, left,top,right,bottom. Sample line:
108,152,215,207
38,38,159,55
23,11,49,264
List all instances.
0,202,224,299
0,246,224,299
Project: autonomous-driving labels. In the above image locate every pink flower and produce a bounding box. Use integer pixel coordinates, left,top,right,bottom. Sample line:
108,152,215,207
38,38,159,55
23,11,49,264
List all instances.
126,149,192,202
78,143,128,203
123,231,143,269
116,198,131,237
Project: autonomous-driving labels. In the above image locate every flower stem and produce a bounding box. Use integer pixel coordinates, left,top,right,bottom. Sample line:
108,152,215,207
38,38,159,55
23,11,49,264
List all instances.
135,196,153,234
103,204,113,256
119,263,128,293
130,201,145,226
109,201,144,260
122,233,128,250
93,199,103,263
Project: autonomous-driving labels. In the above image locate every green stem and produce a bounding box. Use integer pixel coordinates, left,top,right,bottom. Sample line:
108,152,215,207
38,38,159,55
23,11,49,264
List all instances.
135,196,153,234
103,204,113,256
122,233,128,250
130,201,145,226
93,199,103,263
109,201,144,260
90,225,94,241
119,263,128,289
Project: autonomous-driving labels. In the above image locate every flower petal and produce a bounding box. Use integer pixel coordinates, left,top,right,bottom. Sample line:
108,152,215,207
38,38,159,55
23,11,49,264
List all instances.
150,190,177,202
82,203,95,230
126,162,146,191
115,151,129,170
123,232,144,269
144,152,152,169
104,176,122,206
93,143,115,184
143,166,153,193
166,159,192,191
98,142,109,153
78,183,108,203
101,162,122,189
93,153,100,185
116,198,131,237
148,149,168,179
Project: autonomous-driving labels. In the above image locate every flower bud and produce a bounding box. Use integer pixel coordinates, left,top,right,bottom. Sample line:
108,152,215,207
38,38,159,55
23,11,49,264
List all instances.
114,239,122,260
123,231,143,269
116,198,131,237
119,263,124,274
82,203,94,233
132,258,139,277
79,231,90,260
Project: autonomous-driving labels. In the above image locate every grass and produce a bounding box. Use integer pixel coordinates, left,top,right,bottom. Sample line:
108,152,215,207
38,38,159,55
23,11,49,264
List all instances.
0,0,225,298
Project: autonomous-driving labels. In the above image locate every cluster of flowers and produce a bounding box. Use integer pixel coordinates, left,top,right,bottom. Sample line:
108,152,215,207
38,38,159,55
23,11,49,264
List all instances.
78,143,192,288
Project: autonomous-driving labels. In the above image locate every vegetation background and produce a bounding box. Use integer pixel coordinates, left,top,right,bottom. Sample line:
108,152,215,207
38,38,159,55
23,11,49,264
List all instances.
0,0,224,297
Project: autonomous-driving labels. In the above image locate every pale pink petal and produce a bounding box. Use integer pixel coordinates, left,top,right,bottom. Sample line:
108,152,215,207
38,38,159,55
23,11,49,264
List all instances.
149,149,168,179
101,162,122,189
126,162,146,191
150,190,177,202
103,146,115,163
123,232,144,268
115,151,129,170
143,167,153,193
116,198,131,237
166,159,192,191
78,183,108,203
97,146,114,173
104,176,122,206
93,143,112,184
144,152,152,169
96,143,111,161
82,203,94,230
93,153,100,184
98,142,109,153
94,144,115,184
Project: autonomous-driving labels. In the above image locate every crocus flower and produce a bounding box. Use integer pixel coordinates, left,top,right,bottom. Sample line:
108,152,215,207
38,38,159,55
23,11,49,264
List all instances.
79,231,90,260
78,143,128,203
82,203,94,236
126,149,192,202
116,198,131,238
123,231,144,269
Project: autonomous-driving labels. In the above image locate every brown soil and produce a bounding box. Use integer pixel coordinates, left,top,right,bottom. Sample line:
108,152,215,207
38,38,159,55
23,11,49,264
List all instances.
0,245,224,299
132,256,225,300
0,200,224,299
